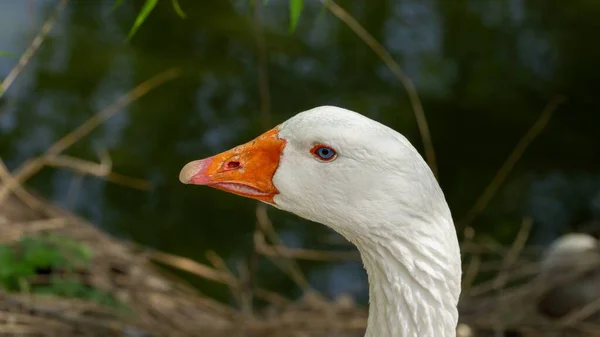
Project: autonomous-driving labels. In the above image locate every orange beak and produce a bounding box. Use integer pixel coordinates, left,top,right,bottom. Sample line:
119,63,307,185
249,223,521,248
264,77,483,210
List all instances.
179,127,286,204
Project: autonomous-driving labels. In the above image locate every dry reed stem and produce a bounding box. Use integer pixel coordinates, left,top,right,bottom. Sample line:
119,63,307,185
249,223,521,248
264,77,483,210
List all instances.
235,259,254,317
0,159,39,209
254,230,359,261
255,206,311,290
150,249,235,284
320,0,438,177
0,218,68,244
558,297,600,327
461,226,480,291
492,217,532,290
104,171,151,190
0,0,69,99
460,95,566,229
205,250,245,310
47,152,112,177
44,154,151,190
45,68,181,156
148,249,290,306
0,68,180,203
466,261,541,298
462,256,481,291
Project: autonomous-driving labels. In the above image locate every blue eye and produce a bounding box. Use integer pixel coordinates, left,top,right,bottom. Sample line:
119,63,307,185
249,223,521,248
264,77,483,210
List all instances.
311,145,337,161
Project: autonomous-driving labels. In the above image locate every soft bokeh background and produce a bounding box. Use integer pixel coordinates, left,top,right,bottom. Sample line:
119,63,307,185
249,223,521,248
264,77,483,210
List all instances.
1,0,599,305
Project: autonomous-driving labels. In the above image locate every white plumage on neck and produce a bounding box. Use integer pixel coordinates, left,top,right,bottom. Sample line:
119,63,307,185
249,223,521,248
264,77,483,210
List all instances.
357,215,460,337
271,106,462,337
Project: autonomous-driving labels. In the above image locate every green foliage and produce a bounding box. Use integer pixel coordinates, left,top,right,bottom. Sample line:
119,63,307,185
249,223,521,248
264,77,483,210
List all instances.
127,0,159,40
171,0,187,19
118,0,310,40
0,235,124,309
113,0,187,40
288,0,304,32
36,277,126,309
0,51,16,58
0,235,90,290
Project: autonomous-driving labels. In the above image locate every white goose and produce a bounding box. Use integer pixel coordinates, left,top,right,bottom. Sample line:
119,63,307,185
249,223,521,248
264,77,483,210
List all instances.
179,106,462,337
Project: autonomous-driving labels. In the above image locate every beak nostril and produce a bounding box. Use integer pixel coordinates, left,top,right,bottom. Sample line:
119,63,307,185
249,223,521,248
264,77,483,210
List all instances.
226,161,241,169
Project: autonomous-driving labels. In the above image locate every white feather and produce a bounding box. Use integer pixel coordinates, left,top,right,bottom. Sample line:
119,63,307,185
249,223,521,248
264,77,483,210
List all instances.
271,106,462,337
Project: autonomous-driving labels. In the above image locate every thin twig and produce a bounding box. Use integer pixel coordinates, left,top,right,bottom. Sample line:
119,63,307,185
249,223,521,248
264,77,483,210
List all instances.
45,68,181,156
320,0,438,177
148,249,290,306
460,95,566,229
0,218,68,244
0,68,180,203
46,152,112,177
205,250,245,310
492,218,532,290
0,0,69,99
44,153,151,190
558,295,600,326
461,226,480,291
255,206,311,290
0,159,39,209
236,260,254,318
254,231,359,261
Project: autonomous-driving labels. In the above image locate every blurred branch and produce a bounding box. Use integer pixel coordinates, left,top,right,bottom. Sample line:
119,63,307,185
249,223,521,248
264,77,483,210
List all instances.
46,151,113,177
205,250,245,311
45,153,151,191
148,249,291,307
0,218,68,244
461,227,480,291
319,0,438,177
491,217,532,290
558,296,600,327
0,0,69,99
0,68,180,204
45,68,181,156
254,231,359,261
0,159,39,209
254,206,312,291
459,95,566,230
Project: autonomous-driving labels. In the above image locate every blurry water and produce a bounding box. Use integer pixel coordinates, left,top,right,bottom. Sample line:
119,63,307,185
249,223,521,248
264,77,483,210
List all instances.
1,0,599,302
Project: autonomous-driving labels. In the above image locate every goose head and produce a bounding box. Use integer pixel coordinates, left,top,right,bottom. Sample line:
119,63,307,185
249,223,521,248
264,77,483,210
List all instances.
180,106,461,337
180,106,450,239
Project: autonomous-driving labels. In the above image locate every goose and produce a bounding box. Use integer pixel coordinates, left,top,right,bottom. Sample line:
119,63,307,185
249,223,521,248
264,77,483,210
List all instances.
538,233,600,322
179,106,462,337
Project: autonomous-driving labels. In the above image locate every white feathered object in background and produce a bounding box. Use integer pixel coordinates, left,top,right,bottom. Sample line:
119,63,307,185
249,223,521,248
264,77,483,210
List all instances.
180,106,462,337
538,233,600,321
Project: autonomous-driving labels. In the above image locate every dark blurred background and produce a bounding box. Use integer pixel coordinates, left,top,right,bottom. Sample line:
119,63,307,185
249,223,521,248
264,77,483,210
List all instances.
1,0,599,305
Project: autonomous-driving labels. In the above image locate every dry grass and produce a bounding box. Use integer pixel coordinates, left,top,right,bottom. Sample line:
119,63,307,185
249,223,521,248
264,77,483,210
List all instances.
2,179,600,336
0,0,69,99
0,2,597,337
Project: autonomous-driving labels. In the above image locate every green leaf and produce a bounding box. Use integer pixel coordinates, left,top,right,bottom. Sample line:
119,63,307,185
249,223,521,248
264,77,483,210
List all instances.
171,0,186,19
289,0,303,33
127,0,159,41
111,0,126,11
0,51,16,58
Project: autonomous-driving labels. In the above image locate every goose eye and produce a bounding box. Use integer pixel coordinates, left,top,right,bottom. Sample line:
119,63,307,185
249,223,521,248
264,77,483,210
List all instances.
310,145,337,161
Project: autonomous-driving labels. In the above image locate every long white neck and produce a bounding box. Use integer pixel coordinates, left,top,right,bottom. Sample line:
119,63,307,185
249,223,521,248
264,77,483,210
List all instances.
347,215,461,337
